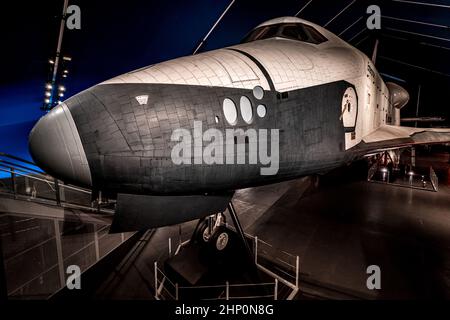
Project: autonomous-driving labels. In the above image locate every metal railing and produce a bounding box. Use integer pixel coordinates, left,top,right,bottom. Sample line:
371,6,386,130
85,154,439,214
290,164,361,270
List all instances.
0,152,113,213
4,217,134,298
153,226,300,300
430,166,439,192
367,162,378,181
154,262,279,301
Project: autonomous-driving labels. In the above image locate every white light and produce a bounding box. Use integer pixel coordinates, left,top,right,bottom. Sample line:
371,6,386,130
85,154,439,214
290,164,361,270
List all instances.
44,98,50,104
46,84,52,90
57,100,62,104
408,171,414,176
59,86,66,91
62,74,67,78
63,70,69,74
380,167,388,173
49,59,54,64
58,92,64,97
45,91,51,97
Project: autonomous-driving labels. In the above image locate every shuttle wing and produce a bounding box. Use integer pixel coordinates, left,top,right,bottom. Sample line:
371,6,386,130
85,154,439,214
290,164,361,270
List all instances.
357,125,450,153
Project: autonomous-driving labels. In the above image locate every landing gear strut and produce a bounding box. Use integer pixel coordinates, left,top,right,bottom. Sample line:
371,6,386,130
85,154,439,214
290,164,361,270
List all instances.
192,201,253,264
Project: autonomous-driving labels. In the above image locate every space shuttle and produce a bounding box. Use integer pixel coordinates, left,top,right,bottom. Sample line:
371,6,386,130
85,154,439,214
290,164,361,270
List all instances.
28,17,450,231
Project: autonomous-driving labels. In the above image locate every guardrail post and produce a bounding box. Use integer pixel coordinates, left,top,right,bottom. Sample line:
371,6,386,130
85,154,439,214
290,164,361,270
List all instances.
97,191,102,213
274,279,278,300
54,179,61,206
24,176,30,195
169,237,172,257
254,236,258,265
59,181,66,203
226,281,229,300
154,261,158,299
295,255,300,289
175,283,179,300
11,168,17,199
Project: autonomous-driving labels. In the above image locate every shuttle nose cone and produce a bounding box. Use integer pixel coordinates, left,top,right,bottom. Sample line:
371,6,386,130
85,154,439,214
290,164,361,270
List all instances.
28,103,92,187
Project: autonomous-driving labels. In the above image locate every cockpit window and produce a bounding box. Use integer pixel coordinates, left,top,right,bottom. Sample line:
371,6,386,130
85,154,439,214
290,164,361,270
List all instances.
241,25,279,43
280,24,309,42
303,25,328,44
241,23,327,45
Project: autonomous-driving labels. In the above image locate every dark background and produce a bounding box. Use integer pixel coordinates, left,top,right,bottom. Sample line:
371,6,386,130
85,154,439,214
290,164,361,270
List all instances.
1,0,449,162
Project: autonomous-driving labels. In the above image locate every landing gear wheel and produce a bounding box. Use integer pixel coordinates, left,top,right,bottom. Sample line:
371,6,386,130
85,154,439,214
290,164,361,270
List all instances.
209,227,230,252
194,219,210,244
215,232,229,251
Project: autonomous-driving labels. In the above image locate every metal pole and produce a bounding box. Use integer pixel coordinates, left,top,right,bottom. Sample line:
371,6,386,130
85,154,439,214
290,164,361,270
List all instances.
254,236,258,265
295,0,313,17
175,283,179,300
324,0,356,27
168,237,172,257
295,256,300,289
11,168,16,198
338,16,363,36
372,39,379,64
228,202,253,263
411,85,421,169
415,84,421,128
225,281,229,300
154,261,158,299
54,179,61,206
192,0,235,54
274,279,278,300
54,220,66,288
51,0,69,85
94,225,100,261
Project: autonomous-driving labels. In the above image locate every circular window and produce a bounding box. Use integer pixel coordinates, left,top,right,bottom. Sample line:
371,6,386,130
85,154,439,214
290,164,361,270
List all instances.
253,86,264,100
240,96,253,124
257,104,266,118
223,98,237,125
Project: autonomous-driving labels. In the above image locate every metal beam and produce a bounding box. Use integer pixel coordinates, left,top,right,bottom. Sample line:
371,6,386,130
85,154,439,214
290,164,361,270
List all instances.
192,0,236,55
348,27,367,42
382,15,450,29
415,84,421,128
381,33,450,50
338,16,363,36
379,56,450,78
324,0,356,27
380,73,407,83
392,0,450,9
355,35,369,46
385,27,450,43
295,0,313,17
